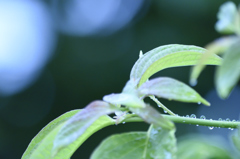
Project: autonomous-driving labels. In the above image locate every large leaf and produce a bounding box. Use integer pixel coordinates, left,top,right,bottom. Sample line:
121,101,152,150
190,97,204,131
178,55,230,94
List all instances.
129,104,175,130
22,110,80,159
91,125,176,159
216,40,240,98
138,77,210,106
215,1,240,34
130,44,221,87
177,135,232,159
23,101,116,159
52,101,117,157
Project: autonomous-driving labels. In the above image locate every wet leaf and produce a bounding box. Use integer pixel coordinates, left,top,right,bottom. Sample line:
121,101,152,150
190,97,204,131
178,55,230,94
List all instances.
138,77,210,106
129,104,175,130
216,40,240,98
91,125,176,159
130,44,221,87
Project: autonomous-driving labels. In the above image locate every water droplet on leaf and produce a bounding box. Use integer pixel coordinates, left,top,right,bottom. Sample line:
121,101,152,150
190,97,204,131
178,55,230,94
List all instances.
190,114,196,119
200,115,206,120
208,126,214,130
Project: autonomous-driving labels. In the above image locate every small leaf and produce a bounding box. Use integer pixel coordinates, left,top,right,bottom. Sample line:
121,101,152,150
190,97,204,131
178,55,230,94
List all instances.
215,1,239,34
103,92,145,108
91,125,176,159
138,77,210,106
190,36,237,85
22,110,80,159
52,101,117,156
216,40,240,98
177,135,231,159
130,44,221,87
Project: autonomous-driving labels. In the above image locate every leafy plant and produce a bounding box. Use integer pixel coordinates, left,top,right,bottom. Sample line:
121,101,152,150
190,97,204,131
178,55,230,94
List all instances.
22,1,240,159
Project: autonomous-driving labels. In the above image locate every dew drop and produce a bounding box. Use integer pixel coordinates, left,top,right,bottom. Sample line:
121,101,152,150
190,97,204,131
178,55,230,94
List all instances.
198,102,201,105
190,114,196,119
208,126,214,130
122,122,125,124
164,110,167,113
218,118,222,121
157,105,161,108
186,115,189,118
232,120,236,122
226,118,230,122
196,124,199,126
200,115,206,120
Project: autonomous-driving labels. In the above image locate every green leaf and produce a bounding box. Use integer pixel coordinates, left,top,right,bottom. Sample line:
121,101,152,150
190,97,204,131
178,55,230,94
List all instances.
215,1,240,34
52,101,116,157
130,44,221,87
22,110,80,159
138,77,210,106
190,36,237,85
129,104,175,130
91,125,176,159
177,135,232,159
216,40,240,98
23,101,115,159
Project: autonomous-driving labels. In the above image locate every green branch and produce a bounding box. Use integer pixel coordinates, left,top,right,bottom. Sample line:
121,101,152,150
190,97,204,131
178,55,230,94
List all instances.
123,115,240,129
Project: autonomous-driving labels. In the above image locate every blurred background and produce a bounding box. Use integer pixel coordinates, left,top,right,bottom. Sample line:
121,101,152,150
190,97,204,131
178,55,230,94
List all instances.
0,0,240,158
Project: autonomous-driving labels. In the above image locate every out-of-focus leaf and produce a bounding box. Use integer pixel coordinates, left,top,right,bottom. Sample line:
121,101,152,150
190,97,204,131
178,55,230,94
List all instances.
231,126,240,151
130,44,221,87
129,104,174,130
215,1,240,34
52,101,117,157
91,125,176,159
22,110,80,159
103,92,145,108
216,40,240,98
190,36,237,85
177,135,232,159
138,77,210,106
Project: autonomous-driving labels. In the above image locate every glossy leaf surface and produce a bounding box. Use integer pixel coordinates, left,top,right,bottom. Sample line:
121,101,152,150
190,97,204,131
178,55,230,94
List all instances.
130,44,221,87
91,125,176,159
138,77,210,106
216,40,240,98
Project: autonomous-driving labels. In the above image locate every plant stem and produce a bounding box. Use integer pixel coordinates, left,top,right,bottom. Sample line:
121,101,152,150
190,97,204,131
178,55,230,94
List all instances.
124,115,240,129
149,95,176,116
